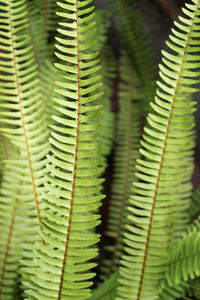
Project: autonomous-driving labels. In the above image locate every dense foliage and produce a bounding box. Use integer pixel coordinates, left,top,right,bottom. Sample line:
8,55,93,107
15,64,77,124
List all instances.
0,0,200,299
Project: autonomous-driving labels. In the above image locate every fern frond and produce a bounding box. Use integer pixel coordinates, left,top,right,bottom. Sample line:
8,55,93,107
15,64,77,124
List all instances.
0,149,23,299
188,278,200,299
118,1,200,299
159,226,200,296
41,0,59,45
26,0,48,71
26,0,105,299
40,60,61,122
158,207,200,298
108,0,155,108
0,0,49,291
158,281,189,300
99,44,116,158
0,0,48,222
189,185,200,222
90,10,116,160
90,272,118,300
94,9,110,52
0,134,10,183
101,54,142,278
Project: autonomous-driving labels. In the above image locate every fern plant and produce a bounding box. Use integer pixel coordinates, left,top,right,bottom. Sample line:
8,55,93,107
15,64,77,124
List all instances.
1,0,200,299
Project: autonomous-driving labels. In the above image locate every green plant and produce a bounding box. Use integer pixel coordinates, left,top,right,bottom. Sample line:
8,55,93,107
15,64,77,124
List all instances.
1,0,200,299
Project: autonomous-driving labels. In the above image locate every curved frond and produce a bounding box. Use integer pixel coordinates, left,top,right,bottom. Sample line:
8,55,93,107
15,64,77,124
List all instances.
26,0,105,299
160,227,200,293
101,54,142,278
0,0,49,292
0,146,23,300
158,281,189,300
107,0,155,108
40,60,61,122
0,134,10,183
41,0,60,47
90,272,118,300
99,44,116,158
26,0,49,71
189,184,200,222
94,9,110,53
118,1,200,299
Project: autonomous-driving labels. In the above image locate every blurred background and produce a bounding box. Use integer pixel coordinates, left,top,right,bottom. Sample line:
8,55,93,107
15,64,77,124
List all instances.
94,0,187,61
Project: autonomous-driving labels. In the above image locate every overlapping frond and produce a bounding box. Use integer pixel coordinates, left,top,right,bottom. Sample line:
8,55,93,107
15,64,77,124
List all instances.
41,0,60,45
1,0,200,299
188,278,200,299
94,9,110,53
159,226,200,299
158,282,189,300
26,0,105,299
101,54,142,278
0,0,49,293
90,273,118,300
26,0,48,71
0,135,11,183
0,145,23,300
189,184,200,222
118,1,200,299
99,44,116,158
107,0,155,109
40,60,61,122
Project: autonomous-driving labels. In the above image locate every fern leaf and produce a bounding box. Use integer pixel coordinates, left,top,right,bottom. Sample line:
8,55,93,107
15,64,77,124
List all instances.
40,60,61,122
99,44,116,158
189,185,200,222
90,273,118,300
26,1,105,299
118,1,200,299
158,281,189,300
40,0,60,48
90,10,116,159
188,278,200,299
94,9,110,53
0,134,10,183
0,144,25,299
159,226,200,298
108,0,155,108
0,0,49,292
101,54,142,278
26,0,48,71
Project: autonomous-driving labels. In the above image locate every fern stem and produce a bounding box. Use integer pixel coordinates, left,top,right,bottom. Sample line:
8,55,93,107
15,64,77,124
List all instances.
136,6,198,299
57,1,81,298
